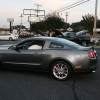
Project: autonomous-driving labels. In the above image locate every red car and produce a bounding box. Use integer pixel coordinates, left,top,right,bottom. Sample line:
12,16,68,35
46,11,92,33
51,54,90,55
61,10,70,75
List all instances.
19,32,28,38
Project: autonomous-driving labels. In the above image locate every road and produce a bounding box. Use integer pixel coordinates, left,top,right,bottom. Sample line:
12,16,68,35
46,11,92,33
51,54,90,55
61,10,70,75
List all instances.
0,38,100,100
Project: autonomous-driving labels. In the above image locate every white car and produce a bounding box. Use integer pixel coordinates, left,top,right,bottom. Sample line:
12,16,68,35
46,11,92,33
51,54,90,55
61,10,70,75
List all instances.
12,33,19,38
0,33,18,41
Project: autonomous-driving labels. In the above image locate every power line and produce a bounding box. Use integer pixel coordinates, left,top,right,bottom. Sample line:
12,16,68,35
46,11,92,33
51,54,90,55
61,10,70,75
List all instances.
57,0,83,11
56,0,90,12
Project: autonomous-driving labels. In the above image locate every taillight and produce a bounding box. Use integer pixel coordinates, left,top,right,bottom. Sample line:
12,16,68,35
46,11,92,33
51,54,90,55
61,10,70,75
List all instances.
89,51,96,58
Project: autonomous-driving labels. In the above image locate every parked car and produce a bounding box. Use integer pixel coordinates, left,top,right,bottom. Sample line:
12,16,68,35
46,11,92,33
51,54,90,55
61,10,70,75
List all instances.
0,33,18,41
61,30,91,46
36,30,91,46
12,33,19,38
0,37,97,80
19,32,28,38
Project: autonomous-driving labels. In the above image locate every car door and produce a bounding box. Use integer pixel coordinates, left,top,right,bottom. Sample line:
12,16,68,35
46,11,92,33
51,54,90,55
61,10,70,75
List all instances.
2,40,43,70
0,34,6,40
15,49,43,69
2,48,42,70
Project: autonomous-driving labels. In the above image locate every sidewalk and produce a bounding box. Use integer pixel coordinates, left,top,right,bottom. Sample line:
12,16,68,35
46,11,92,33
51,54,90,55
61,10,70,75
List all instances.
94,46,100,48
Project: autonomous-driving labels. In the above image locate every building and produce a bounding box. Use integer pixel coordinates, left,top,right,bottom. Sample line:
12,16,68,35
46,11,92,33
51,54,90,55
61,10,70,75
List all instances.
0,28,10,34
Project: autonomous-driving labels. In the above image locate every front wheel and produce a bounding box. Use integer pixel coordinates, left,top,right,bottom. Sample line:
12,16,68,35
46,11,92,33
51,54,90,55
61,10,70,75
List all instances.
51,61,72,81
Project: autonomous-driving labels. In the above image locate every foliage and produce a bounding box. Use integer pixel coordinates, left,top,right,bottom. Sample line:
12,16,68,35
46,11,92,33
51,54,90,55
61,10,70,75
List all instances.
70,14,100,35
97,20,100,28
13,25,26,29
81,14,94,35
30,13,100,35
31,13,68,32
70,22,85,32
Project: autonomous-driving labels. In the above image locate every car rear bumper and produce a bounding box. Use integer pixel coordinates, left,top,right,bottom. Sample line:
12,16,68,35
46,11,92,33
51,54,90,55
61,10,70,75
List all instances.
73,64,98,73
13,37,18,40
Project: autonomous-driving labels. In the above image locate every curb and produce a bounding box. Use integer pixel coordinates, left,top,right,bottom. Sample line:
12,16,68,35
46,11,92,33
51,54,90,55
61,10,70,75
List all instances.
94,46,100,48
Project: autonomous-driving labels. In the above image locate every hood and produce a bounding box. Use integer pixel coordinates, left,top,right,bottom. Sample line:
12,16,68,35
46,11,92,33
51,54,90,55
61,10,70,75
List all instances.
36,30,45,36
76,30,89,37
52,30,65,38
0,44,14,50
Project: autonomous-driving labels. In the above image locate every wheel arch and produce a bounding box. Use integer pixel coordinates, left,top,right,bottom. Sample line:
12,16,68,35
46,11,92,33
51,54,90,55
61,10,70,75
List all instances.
9,37,13,41
49,58,74,73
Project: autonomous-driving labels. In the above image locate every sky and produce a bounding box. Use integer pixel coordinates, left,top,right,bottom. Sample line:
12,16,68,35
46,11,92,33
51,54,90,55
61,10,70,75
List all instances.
0,0,100,28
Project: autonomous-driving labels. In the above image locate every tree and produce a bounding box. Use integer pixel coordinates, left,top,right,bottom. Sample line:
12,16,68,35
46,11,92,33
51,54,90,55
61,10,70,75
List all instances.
31,12,66,32
43,13,65,30
70,22,85,32
81,14,95,35
13,25,26,30
97,20,100,28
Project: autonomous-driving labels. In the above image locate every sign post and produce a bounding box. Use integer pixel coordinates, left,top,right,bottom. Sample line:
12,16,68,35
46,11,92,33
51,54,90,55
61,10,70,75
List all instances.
7,18,14,33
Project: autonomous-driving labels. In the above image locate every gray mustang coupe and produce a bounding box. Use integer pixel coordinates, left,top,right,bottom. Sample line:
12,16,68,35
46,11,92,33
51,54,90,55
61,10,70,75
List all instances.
0,37,98,80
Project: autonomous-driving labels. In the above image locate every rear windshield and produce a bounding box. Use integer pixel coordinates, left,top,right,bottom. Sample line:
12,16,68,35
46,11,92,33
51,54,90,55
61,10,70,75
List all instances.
54,38,80,48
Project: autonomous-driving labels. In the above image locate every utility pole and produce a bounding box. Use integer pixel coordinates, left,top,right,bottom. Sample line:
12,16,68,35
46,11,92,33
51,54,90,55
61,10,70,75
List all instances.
19,14,24,33
66,12,68,29
34,4,42,32
34,4,42,17
66,12,68,23
93,0,98,37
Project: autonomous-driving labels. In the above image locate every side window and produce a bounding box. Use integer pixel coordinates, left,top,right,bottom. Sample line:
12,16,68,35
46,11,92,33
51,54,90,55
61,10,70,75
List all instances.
6,34,11,36
17,40,35,50
18,40,34,46
0,34,5,36
49,42,63,48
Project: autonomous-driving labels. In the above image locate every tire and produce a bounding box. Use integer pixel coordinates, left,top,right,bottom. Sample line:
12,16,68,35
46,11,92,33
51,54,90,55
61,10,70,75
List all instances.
51,61,72,81
9,37,13,41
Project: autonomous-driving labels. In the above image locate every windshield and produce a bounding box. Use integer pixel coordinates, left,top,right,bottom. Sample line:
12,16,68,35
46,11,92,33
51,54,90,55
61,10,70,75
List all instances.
62,32,69,36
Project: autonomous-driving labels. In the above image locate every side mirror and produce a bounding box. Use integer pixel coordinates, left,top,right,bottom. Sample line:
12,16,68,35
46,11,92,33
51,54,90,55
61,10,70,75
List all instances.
10,45,19,51
8,45,19,51
8,45,16,49
14,45,20,51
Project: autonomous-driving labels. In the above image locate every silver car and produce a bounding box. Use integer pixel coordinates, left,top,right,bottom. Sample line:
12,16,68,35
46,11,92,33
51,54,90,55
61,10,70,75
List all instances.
0,37,98,80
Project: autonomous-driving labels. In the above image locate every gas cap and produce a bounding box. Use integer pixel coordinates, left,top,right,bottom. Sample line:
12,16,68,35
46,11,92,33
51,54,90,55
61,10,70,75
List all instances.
74,53,81,59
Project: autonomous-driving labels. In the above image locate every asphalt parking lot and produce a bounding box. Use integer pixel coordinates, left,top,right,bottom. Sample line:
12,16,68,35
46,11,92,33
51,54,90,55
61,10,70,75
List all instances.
0,38,100,100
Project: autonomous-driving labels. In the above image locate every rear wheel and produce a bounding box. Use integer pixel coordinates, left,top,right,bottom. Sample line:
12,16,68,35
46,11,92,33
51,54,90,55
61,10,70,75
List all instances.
9,37,13,41
51,61,72,81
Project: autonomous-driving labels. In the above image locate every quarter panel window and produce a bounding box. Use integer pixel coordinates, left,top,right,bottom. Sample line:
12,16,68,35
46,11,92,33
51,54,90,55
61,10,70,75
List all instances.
49,42,63,48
